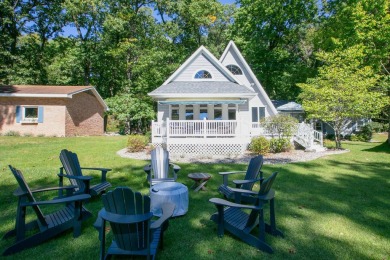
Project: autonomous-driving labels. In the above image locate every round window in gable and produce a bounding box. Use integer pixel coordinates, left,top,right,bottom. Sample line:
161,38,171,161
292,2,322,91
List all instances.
226,64,243,75
194,70,212,79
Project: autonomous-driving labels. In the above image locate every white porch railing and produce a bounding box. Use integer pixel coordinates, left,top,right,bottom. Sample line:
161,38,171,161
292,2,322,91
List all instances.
152,118,242,139
152,119,323,150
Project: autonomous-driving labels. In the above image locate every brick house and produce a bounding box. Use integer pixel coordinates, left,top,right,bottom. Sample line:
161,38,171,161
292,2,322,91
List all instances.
0,85,108,137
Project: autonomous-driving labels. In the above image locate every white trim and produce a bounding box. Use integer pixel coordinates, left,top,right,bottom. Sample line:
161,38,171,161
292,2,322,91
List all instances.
0,86,109,111
162,46,244,86
220,41,278,115
149,93,256,99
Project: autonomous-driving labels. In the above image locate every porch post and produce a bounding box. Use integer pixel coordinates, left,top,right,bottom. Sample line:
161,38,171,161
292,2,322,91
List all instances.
151,120,155,143
166,118,170,150
203,118,206,138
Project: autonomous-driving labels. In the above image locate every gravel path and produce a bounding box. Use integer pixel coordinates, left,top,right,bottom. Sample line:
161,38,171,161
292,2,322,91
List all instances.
117,148,348,164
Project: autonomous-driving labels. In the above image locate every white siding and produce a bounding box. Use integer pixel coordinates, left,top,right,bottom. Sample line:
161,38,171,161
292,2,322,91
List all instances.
173,53,230,82
221,47,277,117
157,103,169,121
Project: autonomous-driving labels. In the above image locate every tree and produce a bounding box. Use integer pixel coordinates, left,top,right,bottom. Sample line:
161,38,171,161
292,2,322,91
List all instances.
298,45,386,149
231,0,318,100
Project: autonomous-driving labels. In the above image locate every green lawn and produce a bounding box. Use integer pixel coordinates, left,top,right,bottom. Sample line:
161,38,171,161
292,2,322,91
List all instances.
0,134,389,259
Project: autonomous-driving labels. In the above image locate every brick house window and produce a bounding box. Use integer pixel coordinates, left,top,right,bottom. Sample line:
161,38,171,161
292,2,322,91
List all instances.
16,106,44,123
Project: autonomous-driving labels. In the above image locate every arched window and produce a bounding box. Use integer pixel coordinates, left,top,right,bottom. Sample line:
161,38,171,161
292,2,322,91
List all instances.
226,64,243,75
194,70,212,79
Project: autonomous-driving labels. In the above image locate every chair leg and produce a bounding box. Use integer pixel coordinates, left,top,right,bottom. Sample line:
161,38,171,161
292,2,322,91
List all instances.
216,205,225,237
267,198,284,237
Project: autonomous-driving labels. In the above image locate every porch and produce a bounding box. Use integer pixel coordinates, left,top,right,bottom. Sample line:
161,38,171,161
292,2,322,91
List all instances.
151,119,323,155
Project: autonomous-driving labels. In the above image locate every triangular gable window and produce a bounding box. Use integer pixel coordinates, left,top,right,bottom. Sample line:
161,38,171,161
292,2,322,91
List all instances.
194,70,212,79
226,64,242,75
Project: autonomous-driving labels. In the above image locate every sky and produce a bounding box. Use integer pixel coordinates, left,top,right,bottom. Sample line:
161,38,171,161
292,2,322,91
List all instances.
61,0,237,37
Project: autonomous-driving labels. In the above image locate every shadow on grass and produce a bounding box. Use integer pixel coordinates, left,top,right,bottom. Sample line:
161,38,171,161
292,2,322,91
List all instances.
363,141,390,153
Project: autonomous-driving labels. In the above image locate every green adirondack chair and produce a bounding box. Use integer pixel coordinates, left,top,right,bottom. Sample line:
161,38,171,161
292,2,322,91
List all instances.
218,155,264,203
210,172,283,253
97,187,174,260
3,166,92,256
58,149,112,196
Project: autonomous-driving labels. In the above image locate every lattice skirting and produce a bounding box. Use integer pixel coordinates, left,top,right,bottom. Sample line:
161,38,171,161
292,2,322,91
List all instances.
154,143,246,156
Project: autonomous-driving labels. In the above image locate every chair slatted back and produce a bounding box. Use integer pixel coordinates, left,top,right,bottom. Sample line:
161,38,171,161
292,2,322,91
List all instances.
241,155,263,191
8,165,47,227
246,172,278,229
151,147,170,180
60,149,84,191
102,187,152,251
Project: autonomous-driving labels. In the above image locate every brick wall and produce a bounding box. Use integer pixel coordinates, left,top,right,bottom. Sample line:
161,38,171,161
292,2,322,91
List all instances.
0,91,105,137
65,91,104,136
0,97,66,136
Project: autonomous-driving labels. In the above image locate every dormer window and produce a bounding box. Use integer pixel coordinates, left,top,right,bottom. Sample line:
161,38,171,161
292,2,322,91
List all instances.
194,70,212,79
226,64,243,75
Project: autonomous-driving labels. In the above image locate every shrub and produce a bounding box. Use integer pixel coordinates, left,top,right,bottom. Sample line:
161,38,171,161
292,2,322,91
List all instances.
269,138,293,153
357,124,373,142
127,134,148,152
23,133,33,137
248,136,270,155
324,139,336,149
4,131,20,136
261,114,299,139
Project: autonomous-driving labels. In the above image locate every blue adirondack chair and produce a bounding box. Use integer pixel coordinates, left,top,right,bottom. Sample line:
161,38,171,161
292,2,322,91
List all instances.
97,187,174,260
210,172,283,253
3,166,91,256
58,149,112,196
144,147,180,186
218,155,264,203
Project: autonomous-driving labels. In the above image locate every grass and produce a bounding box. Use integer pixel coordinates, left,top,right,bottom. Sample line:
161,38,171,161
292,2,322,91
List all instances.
0,134,389,259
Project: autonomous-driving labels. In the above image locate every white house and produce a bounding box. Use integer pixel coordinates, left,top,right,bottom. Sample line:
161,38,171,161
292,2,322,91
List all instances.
149,41,322,155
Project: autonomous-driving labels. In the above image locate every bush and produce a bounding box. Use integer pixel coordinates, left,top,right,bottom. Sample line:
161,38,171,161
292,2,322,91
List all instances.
269,138,293,153
357,124,373,142
127,134,148,152
324,139,336,149
248,136,270,155
4,131,20,136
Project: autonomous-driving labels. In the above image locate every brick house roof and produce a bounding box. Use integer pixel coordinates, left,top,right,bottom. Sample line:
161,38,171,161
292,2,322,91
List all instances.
0,85,108,110
0,85,92,95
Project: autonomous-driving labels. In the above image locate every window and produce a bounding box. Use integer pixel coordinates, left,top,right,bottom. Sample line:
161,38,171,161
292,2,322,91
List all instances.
171,105,179,120
226,64,243,75
185,105,194,120
214,104,222,120
228,104,236,120
24,107,38,119
16,106,44,123
251,107,265,122
194,70,212,79
199,104,208,120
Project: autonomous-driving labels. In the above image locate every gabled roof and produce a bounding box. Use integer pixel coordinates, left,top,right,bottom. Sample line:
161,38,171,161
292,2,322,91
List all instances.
162,45,245,86
149,81,255,98
220,41,278,115
0,85,108,111
275,101,303,111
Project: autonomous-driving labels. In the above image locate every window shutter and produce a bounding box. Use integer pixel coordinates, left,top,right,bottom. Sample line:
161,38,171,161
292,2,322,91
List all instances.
259,107,265,120
16,106,21,123
38,106,44,123
251,107,258,122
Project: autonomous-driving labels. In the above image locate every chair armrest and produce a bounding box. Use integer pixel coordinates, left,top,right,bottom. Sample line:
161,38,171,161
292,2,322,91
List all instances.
219,171,246,186
21,194,91,206
81,167,112,172
13,186,77,196
58,174,93,181
151,203,175,229
144,164,152,174
218,171,246,175
80,167,111,182
233,178,262,186
209,198,260,210
228,187,258,195
170,163,181,171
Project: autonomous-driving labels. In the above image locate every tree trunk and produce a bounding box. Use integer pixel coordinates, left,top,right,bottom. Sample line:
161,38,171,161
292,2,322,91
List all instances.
334,130,342,149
